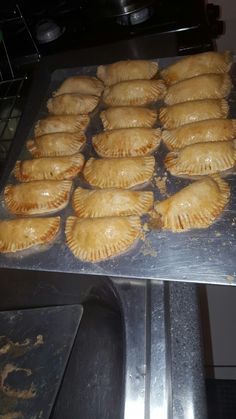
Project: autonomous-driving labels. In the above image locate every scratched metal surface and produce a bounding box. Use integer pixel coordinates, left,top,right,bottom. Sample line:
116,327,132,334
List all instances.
0,305,83,419
0,57,235,285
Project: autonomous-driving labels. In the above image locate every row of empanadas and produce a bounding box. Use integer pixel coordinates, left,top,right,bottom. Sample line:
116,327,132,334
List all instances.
162,119,236,150
83,156,155,189
153,175,230,232
65,215,141,262
160,51,232,85
165,140,236,177
53,75,104,97
34,115,90,136
64,62,161,262
13,153,84,182
103,79,166,106
92,128,161,158
0,216,60,253
47,93,99,115
1,174,229,255
73,188,153,217
164,73,232,106
4,180,72,215
100,106,158,129
27,132,86,157
97,60,158,86
159,99,228,129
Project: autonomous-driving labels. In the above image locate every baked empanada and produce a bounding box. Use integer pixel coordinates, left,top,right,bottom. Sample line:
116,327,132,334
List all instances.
159,99,228,129
162,119,236,150
47,93,99,115
92,128,161,158
97,60,158,86
100,106,158,130
153,175,230,232
13,153,84,182
0,217,60,253
165,140,236,176
65,215,141,262
164,74,232,106
103,80,166,106
26,132,86,157
161,51,232,85
83,156,155,189
72,188,154,217
34,115,90,136
54,76,104,96
4,180,72,215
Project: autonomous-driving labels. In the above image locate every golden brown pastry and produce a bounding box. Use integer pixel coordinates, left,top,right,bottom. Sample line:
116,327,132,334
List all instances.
34,115,90,136
153,175,230,232
100,106,158,130
161,51,232,85
53,75,104,96
97,60,158,86
103,79,166,106
26,132,86,157
162,119,236,150
164,74,232,106
159,99,228,129
92,128,161,158
13,153,84,182
47,93,99,115
0,217,60,253
4,180,72,215
72,188,154,217
83,156,155,189
65,215,141,262
165,140,236,176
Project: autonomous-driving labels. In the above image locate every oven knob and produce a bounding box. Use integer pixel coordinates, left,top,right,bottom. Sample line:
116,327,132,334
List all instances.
36,19,64,44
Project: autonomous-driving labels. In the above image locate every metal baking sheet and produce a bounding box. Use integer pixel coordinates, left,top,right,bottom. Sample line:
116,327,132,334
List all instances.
0,56,235,285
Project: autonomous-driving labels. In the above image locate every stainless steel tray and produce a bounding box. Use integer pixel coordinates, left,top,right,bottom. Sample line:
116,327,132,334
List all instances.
0,57,235,285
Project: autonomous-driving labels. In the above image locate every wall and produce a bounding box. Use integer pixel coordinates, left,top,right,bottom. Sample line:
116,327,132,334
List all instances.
206,0,236,380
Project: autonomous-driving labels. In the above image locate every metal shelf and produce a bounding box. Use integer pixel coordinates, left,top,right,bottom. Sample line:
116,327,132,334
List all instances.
0,4,40,169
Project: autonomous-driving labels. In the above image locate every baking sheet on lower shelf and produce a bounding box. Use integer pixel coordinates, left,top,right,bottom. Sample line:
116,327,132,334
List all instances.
0,58,235,286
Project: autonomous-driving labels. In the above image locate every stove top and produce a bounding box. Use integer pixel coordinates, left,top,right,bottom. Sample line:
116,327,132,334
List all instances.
17,0,223,56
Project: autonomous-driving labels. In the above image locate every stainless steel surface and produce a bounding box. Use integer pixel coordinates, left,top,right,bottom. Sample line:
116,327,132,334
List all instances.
0,269,207,418
112,278,207,419
0,56,235,286
112,278,170,418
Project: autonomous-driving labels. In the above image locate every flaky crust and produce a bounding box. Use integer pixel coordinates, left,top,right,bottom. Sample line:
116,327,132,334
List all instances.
100,106,158,130
162,119,236,150
103,80,166,106
53,76,104,96
159,99,229,129
4,180,72,215
164,74,232,106
154,175,230,231
161,51,233,85
13,153,84,181
164,140,236,176
34,115,90,136
26,132,86,157
47,93,99,115
65,216,141,262
0,216,60,253
92,128,161,157
83,156,155,189
72,188,154,217
97,60,158,86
